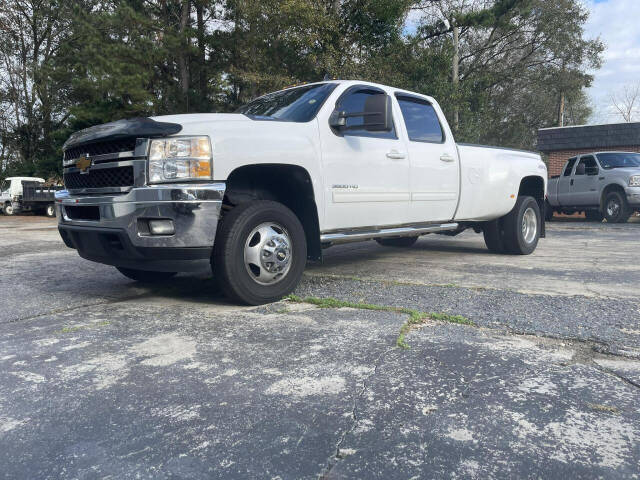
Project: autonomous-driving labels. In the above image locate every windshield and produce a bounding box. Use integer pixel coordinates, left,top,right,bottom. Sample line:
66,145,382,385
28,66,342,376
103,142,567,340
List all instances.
597,153,640,169
236,83,337,122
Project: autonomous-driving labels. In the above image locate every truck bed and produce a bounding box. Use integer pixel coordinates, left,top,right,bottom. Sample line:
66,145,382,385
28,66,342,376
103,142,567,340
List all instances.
21,181,62,203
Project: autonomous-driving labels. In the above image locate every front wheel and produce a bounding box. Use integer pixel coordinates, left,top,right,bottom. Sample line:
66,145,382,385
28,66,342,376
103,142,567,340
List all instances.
603,191,630,223
3,203,15,216
376,236,418,247
116,267,177,283
212,200,307,305
45,204,56,218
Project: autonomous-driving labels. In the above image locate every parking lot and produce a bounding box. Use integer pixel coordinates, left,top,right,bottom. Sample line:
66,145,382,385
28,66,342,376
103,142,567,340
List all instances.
1,215,639,479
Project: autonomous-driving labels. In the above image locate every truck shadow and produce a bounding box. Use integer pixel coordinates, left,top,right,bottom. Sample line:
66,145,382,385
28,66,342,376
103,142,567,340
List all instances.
121,273,234,305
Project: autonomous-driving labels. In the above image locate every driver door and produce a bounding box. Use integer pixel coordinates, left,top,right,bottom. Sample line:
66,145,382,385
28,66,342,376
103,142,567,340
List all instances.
571,155,600,206
319,86,410,231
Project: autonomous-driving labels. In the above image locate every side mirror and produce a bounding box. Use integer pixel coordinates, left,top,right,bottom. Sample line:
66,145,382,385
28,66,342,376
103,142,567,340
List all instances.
586,166,599,176
329,93,393,132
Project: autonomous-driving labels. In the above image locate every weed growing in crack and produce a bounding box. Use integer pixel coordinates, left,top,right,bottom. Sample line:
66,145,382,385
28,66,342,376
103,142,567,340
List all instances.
286,295,473,349
56,321,111,334
587,403,620,414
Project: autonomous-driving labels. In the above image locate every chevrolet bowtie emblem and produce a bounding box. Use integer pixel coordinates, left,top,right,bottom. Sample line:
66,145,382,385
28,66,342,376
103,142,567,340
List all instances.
76,155,91,173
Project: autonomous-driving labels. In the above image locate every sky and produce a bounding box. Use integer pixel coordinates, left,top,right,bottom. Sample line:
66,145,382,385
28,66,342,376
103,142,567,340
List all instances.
583,0,640,123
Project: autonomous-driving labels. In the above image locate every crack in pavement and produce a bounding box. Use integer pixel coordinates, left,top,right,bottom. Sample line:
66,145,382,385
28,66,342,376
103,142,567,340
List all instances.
319,347,396,479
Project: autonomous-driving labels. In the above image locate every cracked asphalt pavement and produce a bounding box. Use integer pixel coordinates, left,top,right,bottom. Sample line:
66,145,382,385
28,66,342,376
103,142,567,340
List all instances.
1,216,639,479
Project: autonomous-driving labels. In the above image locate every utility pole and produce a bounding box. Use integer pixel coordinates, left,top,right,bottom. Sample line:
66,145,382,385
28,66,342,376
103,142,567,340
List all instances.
452,19,460,132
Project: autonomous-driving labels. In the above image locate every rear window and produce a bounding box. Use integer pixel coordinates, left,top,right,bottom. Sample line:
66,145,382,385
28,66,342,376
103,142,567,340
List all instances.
396,95,444,143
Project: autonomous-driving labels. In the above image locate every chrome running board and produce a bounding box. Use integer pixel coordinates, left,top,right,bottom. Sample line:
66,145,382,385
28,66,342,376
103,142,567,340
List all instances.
320,223,459,246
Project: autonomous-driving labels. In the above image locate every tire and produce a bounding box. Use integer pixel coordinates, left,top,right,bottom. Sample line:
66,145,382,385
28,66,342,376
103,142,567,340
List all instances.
483,218,506,253
584,210,604,222
45,204,56,218
603,190,631,223
212,200,307,305
502,196,541,255
116,267,177,283
376,236,418,247
544,200,554,222
4,203,15,216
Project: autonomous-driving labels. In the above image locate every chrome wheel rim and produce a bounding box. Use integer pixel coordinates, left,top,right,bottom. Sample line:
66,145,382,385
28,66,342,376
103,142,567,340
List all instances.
244,222,292,285
47,205,54,216
4,205,13,215
521,207,538,244
607,198,620,217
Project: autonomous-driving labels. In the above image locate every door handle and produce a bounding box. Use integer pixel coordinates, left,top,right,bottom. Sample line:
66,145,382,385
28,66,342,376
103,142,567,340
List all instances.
440,153,456,163
570,179,574,186
386,150,406,160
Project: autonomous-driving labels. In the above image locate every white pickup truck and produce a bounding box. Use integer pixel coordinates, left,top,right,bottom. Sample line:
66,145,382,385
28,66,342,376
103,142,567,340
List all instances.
56,80,547,304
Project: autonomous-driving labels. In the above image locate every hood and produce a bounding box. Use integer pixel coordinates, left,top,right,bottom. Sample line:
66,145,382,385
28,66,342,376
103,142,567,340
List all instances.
64,114,252,151
63,117,182,150
603,167,640,176
149,113,250,125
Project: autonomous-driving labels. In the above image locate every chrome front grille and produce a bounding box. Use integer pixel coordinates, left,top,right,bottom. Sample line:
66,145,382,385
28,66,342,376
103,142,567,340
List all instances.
63,138,148,194
63,138,137,162
64,166,135,190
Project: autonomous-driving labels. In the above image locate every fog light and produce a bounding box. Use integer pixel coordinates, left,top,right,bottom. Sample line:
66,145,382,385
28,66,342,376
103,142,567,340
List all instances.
149,219,175,235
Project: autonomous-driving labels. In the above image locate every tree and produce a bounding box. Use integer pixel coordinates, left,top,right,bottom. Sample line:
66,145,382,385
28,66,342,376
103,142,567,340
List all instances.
0,0,604,181
610,83,640,123
406,0,603,147
0,0,77,178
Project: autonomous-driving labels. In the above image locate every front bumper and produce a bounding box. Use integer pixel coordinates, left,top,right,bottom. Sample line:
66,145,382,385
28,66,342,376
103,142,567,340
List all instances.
56,183,225,272
625,186,640,207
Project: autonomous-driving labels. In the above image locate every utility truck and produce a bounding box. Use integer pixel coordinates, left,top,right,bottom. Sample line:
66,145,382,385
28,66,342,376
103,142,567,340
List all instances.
56,80,547,304
1,177,59,217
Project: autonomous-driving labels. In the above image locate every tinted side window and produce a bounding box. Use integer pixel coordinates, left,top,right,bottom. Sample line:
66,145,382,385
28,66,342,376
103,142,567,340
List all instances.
576,156,597,176
563,158,577,176
397,96,444,142
337,89,396,139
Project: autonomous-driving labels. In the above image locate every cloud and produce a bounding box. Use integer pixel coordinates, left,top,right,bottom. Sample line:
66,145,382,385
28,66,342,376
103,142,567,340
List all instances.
582,0,640,123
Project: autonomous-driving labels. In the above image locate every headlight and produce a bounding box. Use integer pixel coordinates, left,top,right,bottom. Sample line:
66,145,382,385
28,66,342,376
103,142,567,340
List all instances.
629,175,640,187
148,136,212,184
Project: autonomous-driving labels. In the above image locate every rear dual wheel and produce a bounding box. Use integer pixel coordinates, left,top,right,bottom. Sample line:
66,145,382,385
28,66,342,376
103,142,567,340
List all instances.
483,196,541,255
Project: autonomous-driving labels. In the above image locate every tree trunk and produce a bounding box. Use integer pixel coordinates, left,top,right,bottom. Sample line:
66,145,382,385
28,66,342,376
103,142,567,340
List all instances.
557,91,565,127
178,0,191,111
452,23,460,132
196,0,206,107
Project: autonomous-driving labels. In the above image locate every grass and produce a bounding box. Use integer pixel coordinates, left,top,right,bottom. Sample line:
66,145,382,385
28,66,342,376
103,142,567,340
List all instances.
587,403,620,415
286,295,473,349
